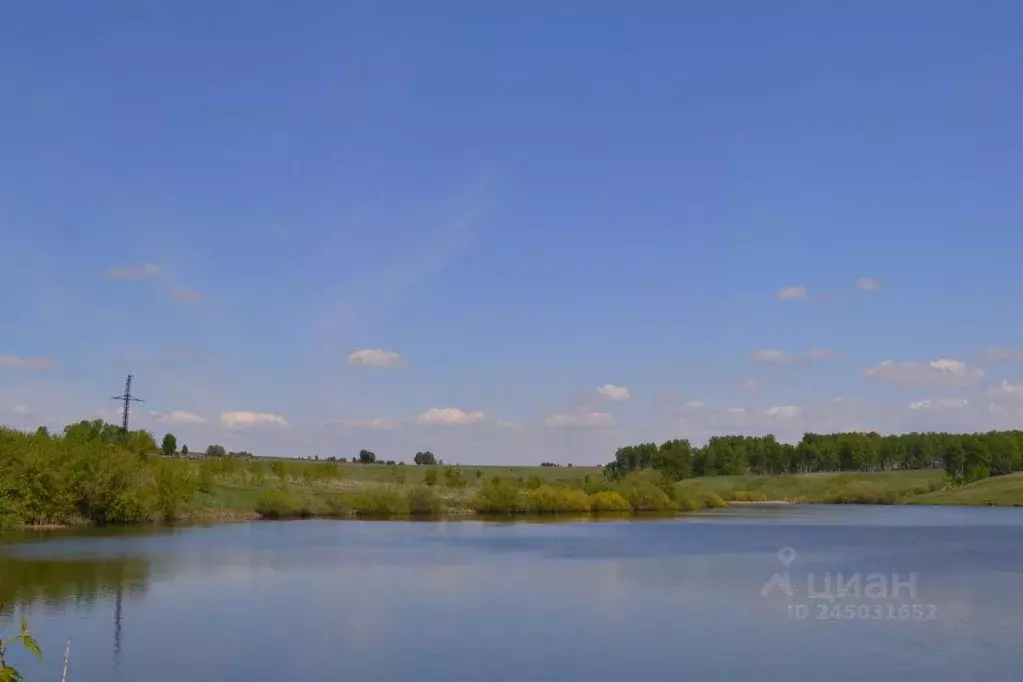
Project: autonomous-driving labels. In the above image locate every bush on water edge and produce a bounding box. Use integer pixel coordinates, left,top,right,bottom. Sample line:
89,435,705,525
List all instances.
676,488,727,512
623,481,675,512
251,476,730,519
523,485,592,514
473,476,524,513
822,485,898,505
588,491,632,513
344,488,411,517
254,490,320,519
407,486,445,515
0,422,198,529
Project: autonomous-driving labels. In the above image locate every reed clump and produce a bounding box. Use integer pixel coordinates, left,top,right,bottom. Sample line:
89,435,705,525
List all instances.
253,490,323,519
588,490,632,512
521,485,592,514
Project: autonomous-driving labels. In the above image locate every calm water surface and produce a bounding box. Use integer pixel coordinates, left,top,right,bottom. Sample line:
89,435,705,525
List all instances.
3,505,1023,681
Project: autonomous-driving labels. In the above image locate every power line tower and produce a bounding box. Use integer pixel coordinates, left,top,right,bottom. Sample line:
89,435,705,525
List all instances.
111,373,144,433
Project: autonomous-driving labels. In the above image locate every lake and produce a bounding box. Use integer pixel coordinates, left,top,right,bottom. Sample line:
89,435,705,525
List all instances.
3,505,1023,681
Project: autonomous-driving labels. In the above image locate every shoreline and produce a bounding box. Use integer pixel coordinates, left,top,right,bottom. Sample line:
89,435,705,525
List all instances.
14,497,1023,535
726,500,793,506
8,468,1023,535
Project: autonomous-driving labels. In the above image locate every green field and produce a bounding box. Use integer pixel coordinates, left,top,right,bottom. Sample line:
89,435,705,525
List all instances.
676,469,950,504
907,471,1023,506
259,459,602,485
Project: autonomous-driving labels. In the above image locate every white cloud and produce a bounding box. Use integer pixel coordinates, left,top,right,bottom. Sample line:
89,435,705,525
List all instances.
669,398,889,444
347,348,403,368
988,381,1023,401
544,411,615,427
170,286,202,301
909,399,970,411
751,349,796,364
166,347,197,357
150,410,208,424
10,405,30,416
103,263,163,279
0,355,56,371
219,411,288,429
765,405,802,419
738,379,759,389
856,277,881,291
776,285,807,301
864,358,985,389
333,417,402,431
986,348,1023,361
415,408,484,426
595,384,630,402
809,347,842,359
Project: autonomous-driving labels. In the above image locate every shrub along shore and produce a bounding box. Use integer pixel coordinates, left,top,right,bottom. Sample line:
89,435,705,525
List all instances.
247,473,728,520
4,420,1023,531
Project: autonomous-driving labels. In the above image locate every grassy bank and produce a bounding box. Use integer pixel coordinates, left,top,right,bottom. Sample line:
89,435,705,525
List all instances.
191,468,729,520
676,469,950,505
907,472,1023,506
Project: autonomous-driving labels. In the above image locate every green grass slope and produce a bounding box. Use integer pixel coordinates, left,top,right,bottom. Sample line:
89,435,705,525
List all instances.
908,472,1023,506
261,460,601,485
676,469,948,504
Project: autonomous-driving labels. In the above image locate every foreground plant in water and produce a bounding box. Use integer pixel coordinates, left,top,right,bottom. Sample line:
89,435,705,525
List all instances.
0,611,43,681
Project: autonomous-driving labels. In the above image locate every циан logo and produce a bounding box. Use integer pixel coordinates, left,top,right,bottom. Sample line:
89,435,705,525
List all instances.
760,545,938,621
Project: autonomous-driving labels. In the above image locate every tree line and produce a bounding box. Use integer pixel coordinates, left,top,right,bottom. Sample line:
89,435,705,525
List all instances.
160,438,444,466
604,430,1023,483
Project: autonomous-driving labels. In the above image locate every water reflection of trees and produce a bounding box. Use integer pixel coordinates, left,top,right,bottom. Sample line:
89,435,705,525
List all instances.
0,553,150,612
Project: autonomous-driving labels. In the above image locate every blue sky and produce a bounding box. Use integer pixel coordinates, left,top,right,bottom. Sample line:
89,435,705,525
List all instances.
3,2,1023,462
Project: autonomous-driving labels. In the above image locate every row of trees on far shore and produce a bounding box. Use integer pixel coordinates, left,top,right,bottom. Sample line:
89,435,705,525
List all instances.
308,450,444,465
157,435,445,467
604,430,1023,484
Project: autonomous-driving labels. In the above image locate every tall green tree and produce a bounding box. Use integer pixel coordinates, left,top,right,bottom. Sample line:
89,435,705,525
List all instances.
161,433,177,457
413,451,437,465
654,439,693,480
